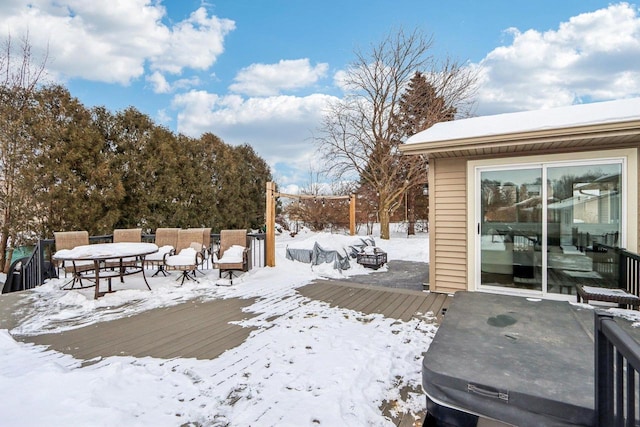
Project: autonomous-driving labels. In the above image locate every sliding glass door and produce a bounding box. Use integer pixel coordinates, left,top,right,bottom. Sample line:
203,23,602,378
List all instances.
479,168,543,291
478,159,623,296
546,163,622,294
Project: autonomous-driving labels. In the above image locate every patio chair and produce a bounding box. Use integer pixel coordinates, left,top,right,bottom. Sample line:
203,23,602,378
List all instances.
163,228,206,285
106,228,143,276
54,230,93,289
144,227,180,276
188,227,212,272
113,228,142,243
214,229,250,284
201,227,212,268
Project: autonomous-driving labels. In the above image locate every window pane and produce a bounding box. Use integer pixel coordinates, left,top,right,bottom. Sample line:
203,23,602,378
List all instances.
480,168,542,291
546,163,622,294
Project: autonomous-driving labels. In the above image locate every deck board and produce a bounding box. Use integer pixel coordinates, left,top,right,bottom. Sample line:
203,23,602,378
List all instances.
363,289,400,314
298,280,449,323
2,277,450,427
352,289,387,313
6,282,450,361
18,297,258,360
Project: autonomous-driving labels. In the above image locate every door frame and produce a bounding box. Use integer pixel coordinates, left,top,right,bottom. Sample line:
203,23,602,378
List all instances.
467,148,637,300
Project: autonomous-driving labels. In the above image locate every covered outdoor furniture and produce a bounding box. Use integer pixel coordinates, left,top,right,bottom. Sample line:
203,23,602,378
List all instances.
144,227,179,276
285,235,374,271
53,230,92,289
214,229,250,284
163,228,206,285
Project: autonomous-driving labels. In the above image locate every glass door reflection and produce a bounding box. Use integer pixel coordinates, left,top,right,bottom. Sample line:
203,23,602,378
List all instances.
546,163,622,294
480,168,543,291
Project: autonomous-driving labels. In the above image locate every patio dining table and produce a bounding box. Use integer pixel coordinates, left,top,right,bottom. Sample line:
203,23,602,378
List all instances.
53,242,158,299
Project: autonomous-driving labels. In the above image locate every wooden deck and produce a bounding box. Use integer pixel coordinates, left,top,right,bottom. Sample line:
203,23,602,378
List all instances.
2,280,450,426
6,281,450,361
299,280,450,323
20,297,259,361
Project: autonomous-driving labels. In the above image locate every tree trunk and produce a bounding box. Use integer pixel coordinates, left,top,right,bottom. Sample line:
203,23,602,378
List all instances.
407,191,416,235
0,225,9,273
379,209,390,240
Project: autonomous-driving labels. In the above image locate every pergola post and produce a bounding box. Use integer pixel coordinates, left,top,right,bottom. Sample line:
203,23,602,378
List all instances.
349,194,356,236
265,181,276,267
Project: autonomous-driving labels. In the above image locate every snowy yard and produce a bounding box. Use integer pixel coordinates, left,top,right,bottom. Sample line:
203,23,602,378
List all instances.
0,228,436,426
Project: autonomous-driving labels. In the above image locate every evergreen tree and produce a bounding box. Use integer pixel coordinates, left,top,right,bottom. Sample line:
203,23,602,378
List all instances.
204,136,272,231
394,71,456,139
392,71,457,234
26,85,124,236
229,144,271,229
0,58,273,246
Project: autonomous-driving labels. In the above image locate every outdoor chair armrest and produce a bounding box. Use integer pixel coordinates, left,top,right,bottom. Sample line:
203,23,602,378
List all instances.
161,249,176,264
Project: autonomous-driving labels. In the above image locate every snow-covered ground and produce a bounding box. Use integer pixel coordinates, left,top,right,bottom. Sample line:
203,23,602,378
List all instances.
0,227,437,426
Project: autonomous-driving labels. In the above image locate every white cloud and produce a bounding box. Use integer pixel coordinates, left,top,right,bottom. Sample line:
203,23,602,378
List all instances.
229,59,329,96
0,1,234,85
149,7,235,74
146,71,171,94
171,90,338,182
475,2,640,114
146,71,201,94
332,69,350,92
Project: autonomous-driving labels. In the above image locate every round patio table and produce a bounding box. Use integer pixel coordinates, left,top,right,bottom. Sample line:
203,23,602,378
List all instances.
53,242,158,299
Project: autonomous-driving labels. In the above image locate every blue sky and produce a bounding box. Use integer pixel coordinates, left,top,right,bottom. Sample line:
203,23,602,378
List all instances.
1,1,639,192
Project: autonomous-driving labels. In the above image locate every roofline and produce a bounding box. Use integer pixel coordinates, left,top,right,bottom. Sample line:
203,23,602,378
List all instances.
399,119,640,155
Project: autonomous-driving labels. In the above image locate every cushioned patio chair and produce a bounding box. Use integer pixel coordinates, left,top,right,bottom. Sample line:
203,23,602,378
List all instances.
106,228,143,276
214,229,250,284
201,227,212,268
187,227,212,272
113,228,142,243
144,228,179,276
54,230,92,289
163,228,206,285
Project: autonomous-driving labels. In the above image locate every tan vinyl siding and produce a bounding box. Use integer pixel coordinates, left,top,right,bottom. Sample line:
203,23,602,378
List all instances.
431,157,467,293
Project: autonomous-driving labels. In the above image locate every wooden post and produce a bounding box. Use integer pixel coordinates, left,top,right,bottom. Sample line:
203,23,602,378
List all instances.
265,181,276,267
349,194,356,236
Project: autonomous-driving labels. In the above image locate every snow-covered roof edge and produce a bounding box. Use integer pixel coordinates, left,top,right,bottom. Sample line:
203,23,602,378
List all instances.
404,98,640,145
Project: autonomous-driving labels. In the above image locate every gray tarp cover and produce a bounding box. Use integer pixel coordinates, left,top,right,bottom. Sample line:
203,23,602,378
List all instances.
423,291,598,427
285,237,375,270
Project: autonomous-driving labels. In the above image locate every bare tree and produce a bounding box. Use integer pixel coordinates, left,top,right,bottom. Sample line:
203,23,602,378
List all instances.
282,168,353,233
316,28,477,239
0,32,48,270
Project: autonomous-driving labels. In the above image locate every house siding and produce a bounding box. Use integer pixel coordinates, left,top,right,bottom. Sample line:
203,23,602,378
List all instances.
401,107,640,298
431,157,468,293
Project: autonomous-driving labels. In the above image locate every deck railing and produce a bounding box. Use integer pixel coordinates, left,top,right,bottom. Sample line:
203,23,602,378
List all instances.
2,232,267,293
619,247,640,299
592,243,640,296
595,311,640,426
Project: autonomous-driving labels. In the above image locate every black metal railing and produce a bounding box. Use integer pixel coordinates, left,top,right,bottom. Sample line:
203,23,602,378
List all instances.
595,311,640,426
593,243,640,297
2,232,267,293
